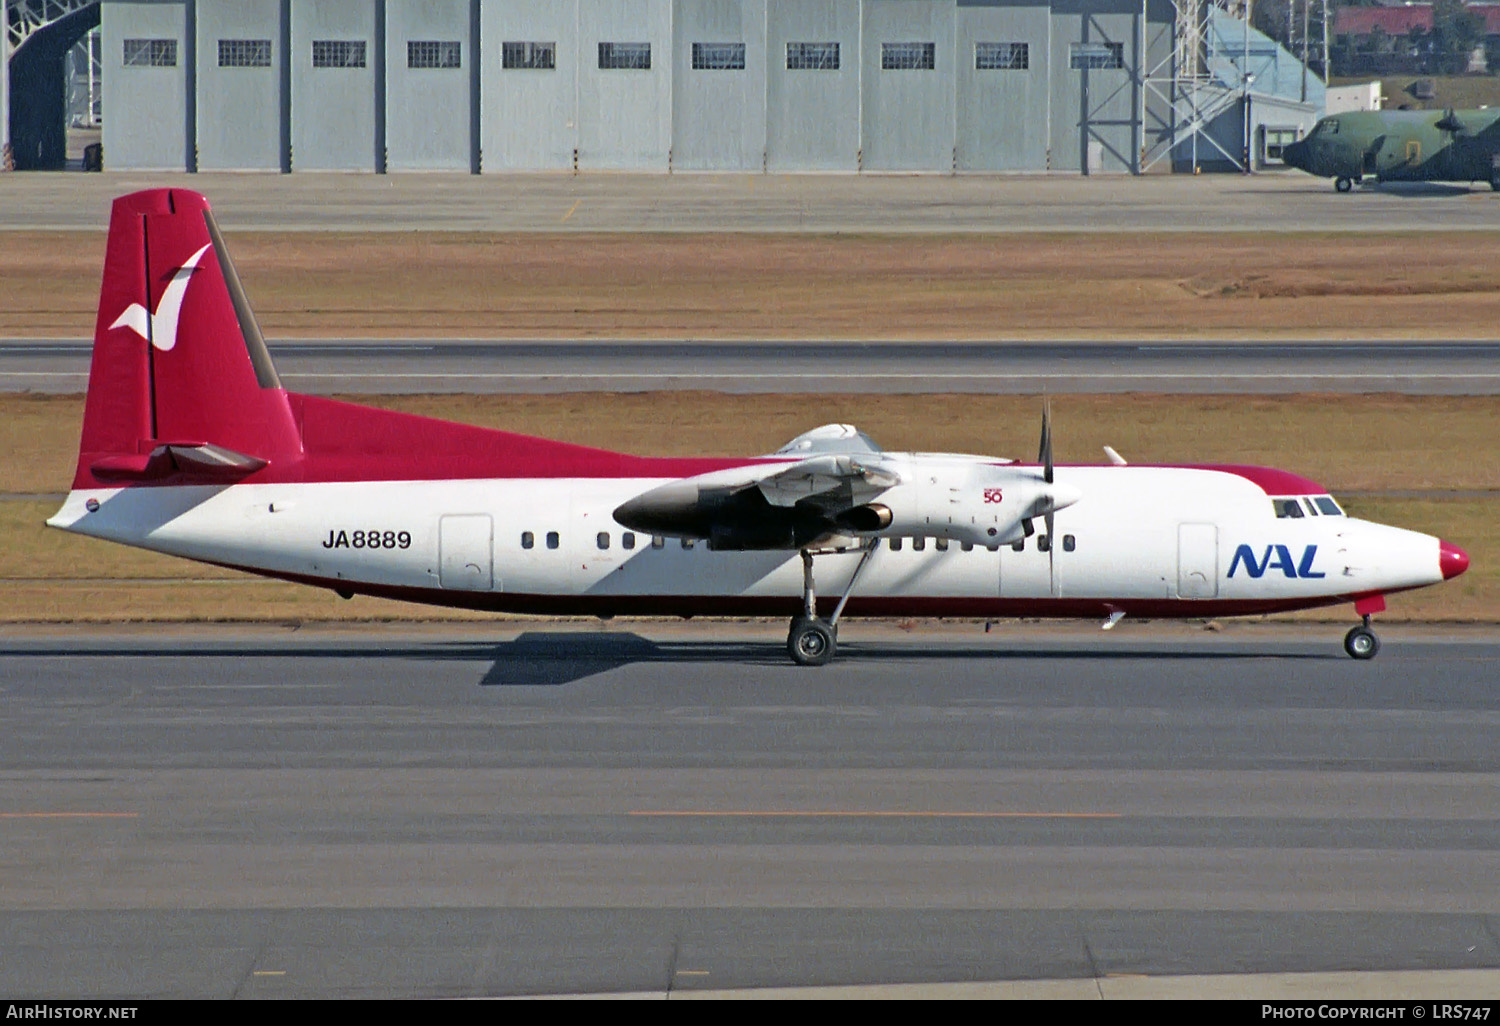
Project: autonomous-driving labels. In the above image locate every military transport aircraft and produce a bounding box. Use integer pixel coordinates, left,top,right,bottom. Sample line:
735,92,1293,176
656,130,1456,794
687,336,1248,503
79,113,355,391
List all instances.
1282,107,1500,192
49,189,1469,664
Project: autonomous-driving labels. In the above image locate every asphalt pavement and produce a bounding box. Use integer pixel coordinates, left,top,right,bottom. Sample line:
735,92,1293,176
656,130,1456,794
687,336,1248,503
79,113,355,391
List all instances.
2,624,1498,998
5,170,1500,233
5,338,1500,394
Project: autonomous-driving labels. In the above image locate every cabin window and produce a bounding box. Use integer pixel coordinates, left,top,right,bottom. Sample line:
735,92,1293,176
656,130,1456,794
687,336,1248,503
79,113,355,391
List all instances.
651,535,665,549
912,537,926,552
934,538,949,551
622,532,636,550
889,537,902,551
521,531,534,549
597,532,610,550
681,538,695,549
1038,534,1051,552
1275,498,1305,519
1315,496,1343,516
546,531,560,549
1011,538,1025,552
1063,534,1076,552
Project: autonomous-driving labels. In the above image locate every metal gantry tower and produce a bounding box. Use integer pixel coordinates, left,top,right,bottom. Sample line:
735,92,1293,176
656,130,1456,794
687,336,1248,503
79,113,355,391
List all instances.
1284,0,1330,102
6,0,96,51
1144,0,1253,172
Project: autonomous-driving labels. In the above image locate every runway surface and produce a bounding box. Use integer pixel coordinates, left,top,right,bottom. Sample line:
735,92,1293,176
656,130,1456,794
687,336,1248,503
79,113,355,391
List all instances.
5,171,1500,233
3,624,1498,998
6,338,1500,394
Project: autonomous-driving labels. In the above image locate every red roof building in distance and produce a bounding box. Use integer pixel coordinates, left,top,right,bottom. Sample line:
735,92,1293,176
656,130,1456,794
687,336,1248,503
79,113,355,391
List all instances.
1333,4,1500,37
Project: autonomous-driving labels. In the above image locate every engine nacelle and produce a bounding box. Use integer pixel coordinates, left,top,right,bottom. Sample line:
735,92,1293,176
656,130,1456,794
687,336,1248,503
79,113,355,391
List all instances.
858,462,1079,547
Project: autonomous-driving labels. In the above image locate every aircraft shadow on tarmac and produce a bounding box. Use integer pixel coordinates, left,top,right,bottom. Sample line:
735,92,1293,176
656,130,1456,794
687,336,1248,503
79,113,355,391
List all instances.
465,630,1336,687
3,631,1334,687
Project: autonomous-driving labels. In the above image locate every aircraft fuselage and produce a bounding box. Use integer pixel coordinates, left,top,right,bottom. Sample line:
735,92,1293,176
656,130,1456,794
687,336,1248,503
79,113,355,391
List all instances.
49,463,1451,621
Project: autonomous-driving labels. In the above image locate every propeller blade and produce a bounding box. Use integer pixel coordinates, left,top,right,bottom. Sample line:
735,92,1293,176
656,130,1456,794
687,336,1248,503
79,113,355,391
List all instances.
1039,400,1053,485
1045,508,1055,580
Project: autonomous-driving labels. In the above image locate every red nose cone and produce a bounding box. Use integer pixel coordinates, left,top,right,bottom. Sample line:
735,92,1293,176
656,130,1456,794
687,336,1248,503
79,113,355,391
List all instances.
1440,540,1470,580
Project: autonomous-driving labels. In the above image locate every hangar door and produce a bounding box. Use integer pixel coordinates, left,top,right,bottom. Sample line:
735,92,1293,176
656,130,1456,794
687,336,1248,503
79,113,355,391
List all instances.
439,514,495,591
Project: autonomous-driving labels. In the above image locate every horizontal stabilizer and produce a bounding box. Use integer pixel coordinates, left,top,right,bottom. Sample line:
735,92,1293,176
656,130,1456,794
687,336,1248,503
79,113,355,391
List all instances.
90,442,268,482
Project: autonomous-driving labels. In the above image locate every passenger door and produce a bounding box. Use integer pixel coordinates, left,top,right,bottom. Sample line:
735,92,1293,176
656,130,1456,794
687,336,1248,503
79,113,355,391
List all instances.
439,514,495,591
1177,523,1218,599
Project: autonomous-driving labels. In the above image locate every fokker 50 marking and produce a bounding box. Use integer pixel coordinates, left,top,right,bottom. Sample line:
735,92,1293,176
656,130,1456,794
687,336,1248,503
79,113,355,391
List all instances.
108,243,211,353
1228,544,1326,580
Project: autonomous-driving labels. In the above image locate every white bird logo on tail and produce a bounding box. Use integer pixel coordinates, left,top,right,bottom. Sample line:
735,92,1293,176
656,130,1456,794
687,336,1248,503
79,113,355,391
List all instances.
109,243,212,352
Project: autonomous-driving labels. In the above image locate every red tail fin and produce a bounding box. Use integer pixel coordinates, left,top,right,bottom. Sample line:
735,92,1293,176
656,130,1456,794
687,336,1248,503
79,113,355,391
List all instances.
76,189,300,488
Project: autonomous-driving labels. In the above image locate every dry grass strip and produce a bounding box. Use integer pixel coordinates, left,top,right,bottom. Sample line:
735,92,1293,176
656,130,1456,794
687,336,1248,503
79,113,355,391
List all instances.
10,231,1500,339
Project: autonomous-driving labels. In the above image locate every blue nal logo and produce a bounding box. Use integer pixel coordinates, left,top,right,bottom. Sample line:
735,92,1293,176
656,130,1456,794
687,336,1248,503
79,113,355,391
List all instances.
1228,544,1327,579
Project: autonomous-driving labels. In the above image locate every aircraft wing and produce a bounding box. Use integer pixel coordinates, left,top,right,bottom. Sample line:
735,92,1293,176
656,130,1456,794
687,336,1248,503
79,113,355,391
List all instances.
613,452,903,550
752,452,900,510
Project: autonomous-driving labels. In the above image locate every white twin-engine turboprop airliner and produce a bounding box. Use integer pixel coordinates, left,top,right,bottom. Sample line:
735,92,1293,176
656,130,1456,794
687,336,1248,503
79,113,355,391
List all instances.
49,189,1469,664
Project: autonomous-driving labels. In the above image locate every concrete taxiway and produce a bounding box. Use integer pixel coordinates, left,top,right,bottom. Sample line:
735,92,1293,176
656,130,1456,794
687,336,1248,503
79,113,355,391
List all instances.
5,171,1500,233
2,623,1498,998
5,339,1500,394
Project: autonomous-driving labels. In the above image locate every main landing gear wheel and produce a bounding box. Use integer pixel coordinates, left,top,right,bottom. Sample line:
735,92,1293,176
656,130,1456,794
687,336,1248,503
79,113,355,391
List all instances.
1335,177,1354,193
1344,624,1380,660
784,542,880,666
788,618,837,666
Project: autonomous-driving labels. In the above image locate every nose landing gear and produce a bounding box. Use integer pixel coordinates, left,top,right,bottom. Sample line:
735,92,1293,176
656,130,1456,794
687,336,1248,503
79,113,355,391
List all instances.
1343,614,1380,660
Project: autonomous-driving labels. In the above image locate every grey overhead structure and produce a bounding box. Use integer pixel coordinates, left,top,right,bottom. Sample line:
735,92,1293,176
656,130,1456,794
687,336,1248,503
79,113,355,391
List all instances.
93,0,1313,175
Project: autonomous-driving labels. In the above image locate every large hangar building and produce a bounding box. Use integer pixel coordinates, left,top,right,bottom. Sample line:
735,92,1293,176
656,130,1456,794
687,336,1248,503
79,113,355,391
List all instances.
88,0,1320,174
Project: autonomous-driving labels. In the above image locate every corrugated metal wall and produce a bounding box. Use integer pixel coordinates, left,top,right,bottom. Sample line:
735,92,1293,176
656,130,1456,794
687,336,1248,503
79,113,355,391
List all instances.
955,2,1049,171
97,0,1198,175
290,0,378,170
385,0,471,170
1047,0,1147,173
482,0,575,170
196,0,281,170
577,0,671,170
2,29,11,161
861,0,956,171
102,0,189,171
671,0,767,171
765,0,860,171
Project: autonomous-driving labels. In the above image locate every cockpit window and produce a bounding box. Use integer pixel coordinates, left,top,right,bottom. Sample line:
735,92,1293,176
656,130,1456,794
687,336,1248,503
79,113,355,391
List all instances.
1273,495,1344,518
1323,119,1339,135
